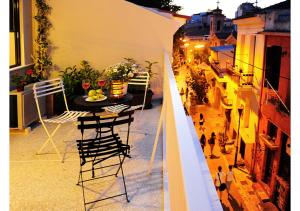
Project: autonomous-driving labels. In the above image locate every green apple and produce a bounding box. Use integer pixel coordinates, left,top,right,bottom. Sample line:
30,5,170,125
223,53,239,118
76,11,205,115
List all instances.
92,95,99,100
96,89,103,94
97,94,104,99
88,90,96,97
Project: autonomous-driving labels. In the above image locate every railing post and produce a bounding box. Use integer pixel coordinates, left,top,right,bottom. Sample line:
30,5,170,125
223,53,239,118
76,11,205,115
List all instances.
148,101,165,175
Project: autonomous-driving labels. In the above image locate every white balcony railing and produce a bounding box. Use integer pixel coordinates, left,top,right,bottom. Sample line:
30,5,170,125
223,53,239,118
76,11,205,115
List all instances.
149,52,222,211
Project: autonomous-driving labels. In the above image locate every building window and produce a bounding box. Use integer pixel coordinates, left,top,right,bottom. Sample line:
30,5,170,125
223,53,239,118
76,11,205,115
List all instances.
222,82,226,90
263,148,275,184
267,121,278,141
265,46,282,90
10,0,21,68
278,133,290,181
217,20,221,31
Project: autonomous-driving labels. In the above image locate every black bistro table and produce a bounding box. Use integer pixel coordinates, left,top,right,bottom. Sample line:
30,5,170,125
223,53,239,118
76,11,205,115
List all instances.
73,93,133,114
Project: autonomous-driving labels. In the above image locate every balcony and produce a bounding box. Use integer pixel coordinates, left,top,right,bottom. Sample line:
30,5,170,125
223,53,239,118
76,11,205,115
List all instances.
259,134,279,151
210,61,227,79
239,73,254,87
221,95,233,108
210,61,241,84
10,53,222,210
261,86,290,134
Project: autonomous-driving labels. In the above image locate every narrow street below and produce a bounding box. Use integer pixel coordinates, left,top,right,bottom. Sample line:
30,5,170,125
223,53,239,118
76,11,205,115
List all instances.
175,64,271,211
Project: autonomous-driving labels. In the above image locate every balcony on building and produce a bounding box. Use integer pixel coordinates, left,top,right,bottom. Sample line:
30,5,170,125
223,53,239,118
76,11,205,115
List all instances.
261,81,290,135
209,44,236,81
259,134,279,151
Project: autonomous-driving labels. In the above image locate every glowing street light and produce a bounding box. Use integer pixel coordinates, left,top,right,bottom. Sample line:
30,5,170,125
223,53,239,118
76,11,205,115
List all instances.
234,105,244,168
184,43,190,47
194,44,205,49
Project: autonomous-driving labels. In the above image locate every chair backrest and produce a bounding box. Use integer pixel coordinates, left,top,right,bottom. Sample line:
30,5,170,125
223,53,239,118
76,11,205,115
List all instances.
77,110,134,133
78,110,134,147
33,78,69,119
76,115,122,165
128,72,150,111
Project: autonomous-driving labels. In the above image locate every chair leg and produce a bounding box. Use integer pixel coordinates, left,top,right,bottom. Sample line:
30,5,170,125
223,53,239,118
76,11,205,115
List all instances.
37,124,62,160
61,122,78,162
115,154,126,176
118,154,129,202
77,171,81,185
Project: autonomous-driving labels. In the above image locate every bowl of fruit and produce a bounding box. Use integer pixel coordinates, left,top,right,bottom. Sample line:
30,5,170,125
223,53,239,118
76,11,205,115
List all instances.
85,89,107,102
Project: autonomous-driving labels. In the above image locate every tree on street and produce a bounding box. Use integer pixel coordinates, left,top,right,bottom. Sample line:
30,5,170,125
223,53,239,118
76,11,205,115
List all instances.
126,0,183,13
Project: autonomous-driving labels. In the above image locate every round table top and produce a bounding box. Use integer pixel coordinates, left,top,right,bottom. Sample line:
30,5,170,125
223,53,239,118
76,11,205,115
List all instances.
73,93,133,113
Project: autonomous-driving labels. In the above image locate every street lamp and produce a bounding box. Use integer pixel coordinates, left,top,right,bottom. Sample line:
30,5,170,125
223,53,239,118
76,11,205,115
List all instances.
224,108,232,134
234,105,244,168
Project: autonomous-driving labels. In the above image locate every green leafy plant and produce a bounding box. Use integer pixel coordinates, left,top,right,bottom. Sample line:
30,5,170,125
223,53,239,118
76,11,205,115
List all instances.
144,60,158,80
32,0,52,80
59,60,104,99
189,69,209,104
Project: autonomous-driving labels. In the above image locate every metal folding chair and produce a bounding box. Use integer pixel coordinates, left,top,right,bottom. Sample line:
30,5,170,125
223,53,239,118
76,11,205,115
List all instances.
76,112,133,210
104,71,150,113
104,72,150,135
33,78,88,160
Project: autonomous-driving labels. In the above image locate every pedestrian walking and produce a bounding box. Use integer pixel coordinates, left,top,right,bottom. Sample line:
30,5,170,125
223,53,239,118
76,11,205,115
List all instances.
200,134,206,151
214,166,226,202
226,165,237,198
199,113,205,132
208,132,216,158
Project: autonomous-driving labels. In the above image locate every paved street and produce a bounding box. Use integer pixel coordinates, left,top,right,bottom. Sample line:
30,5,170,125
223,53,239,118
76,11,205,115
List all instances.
175,64,264,211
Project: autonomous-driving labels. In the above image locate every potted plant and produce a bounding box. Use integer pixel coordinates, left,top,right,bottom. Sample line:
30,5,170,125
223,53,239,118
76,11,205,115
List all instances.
57,60,104,113
105,58,140,98
126,60,158,109
142,60,157,108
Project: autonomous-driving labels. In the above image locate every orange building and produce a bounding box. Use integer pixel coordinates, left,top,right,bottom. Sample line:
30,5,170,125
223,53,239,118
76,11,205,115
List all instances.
253,33,290,210
246,1,291,210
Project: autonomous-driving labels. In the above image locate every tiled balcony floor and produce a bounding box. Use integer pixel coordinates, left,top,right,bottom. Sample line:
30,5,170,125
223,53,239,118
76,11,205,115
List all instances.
10,101,163,211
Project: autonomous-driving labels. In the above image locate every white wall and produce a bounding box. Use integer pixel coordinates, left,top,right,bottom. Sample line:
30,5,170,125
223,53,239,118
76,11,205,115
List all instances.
48,0,181,98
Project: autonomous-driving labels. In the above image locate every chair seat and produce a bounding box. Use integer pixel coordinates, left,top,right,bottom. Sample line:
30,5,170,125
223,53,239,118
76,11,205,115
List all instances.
76,134,130,164
104,104,130,113
44,111,88,124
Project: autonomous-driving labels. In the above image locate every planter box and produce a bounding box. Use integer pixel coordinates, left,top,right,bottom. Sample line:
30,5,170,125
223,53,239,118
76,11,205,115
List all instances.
10,87,45,129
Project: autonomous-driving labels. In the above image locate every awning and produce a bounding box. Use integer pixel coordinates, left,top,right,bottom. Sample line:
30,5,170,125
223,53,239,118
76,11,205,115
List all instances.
210,45,235,52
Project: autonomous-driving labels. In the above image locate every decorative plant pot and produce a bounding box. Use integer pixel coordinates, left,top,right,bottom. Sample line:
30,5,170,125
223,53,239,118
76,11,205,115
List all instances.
110,79,128,98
